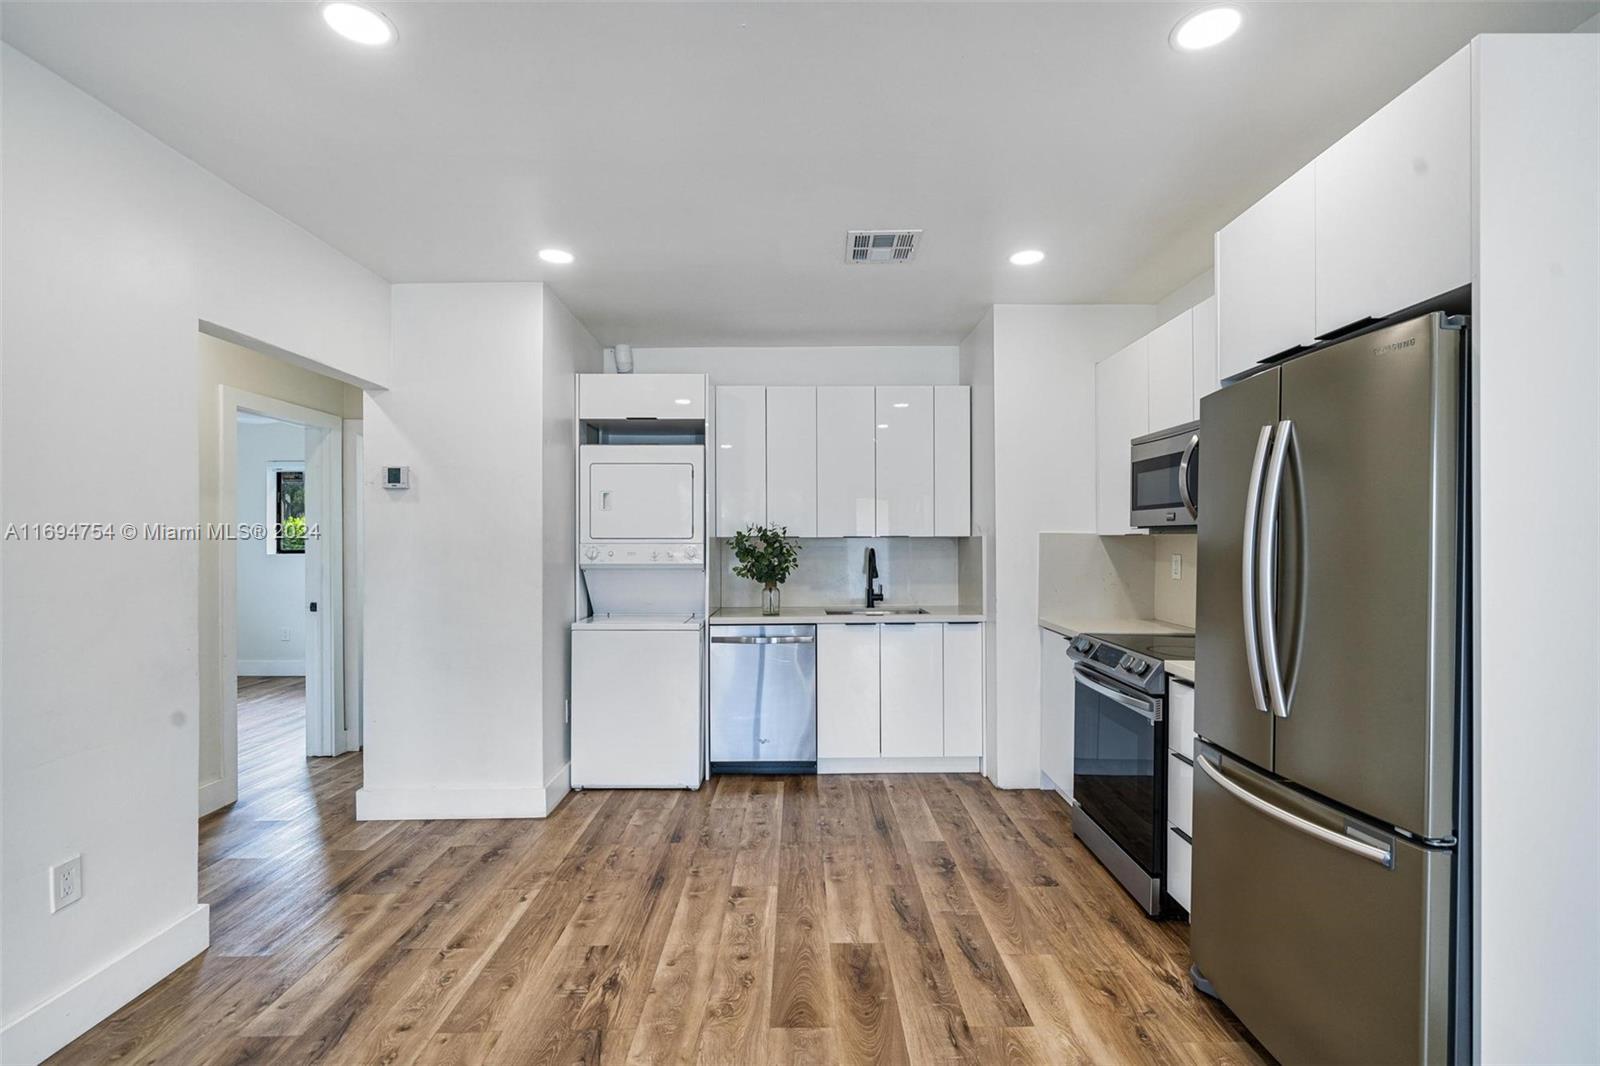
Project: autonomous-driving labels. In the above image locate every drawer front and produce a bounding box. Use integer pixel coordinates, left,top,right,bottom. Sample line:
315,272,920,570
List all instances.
1168,679,1195,758
1167,826,1192,912
1168,752,1194,836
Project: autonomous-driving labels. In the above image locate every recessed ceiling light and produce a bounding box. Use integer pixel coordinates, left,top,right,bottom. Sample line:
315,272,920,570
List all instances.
1009,249,1046,266
1171,6,1242,51
538,248,575,265
321,2,395,47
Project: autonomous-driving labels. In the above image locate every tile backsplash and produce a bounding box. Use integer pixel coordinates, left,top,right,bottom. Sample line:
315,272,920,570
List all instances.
712,537,963,608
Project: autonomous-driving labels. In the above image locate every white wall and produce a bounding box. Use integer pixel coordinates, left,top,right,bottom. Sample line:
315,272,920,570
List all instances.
1471,34,1599,1064
981,305,1157,789
359,283,598,821
620,344,958,385
1,46,389,1065
235,421,306,675
540,287,604,791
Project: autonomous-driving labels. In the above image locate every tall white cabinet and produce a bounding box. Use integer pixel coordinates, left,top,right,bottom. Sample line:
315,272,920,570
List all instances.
765,387,817,536
874,386,934,536
816,386,878,537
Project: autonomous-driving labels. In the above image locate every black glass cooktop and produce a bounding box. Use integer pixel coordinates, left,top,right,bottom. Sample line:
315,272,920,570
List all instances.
1088,632,1195,661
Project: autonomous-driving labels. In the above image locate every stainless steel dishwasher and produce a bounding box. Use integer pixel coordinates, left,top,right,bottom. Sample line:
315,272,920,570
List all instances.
709,624,817,774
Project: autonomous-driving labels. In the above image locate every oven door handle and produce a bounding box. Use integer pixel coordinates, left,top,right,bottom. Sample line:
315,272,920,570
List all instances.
1073,667,1160,722
1177,433,1199,518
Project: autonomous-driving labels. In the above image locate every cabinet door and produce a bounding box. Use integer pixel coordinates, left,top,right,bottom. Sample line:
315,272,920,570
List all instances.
818,624,880,758
715,386,765,536
1314,48,1469,338
1039,629,1076,792
933,386,971,536
1095,338,1150,535
942,623,983,757
766,386,817,537
880,623,943,757
1215,162,1317,379
1191,295,1219,420
874,386,934,536
1147,309,1195,431
816,386,876,537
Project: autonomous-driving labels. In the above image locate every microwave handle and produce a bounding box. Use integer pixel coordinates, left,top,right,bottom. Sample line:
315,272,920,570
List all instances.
1178,433,1199,518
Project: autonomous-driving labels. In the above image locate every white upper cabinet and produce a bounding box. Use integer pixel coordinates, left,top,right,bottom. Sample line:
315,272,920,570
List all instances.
933,386,971,536
1216,162,1318,379
580,373,706,420
714,386,765,536
818,623,881,759
879,623,944,758
1095,338,1150,535
765,386,817,536
1146,309,1195,431
1314,48,1470,338
1191,295,1219,420
816,386,877,537
874,386,934,536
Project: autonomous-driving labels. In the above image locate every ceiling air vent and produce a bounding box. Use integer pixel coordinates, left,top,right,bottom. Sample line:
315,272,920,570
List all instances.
846,229,922,264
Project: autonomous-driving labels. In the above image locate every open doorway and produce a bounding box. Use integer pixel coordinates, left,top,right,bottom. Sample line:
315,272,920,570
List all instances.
210,388,349,812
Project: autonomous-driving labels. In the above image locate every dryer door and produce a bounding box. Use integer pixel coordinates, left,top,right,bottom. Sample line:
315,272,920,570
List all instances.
588,461,696,540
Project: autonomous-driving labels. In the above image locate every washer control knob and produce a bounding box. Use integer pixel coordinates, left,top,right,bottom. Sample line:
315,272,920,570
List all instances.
685,545,701,560
583,546,600,560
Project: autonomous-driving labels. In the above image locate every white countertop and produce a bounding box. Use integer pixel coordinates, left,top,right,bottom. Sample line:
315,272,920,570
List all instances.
1166,659,1195,685
1037,614,1193,640
711,605,986,625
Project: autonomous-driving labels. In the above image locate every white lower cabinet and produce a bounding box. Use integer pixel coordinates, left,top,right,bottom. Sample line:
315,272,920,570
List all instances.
880,624,944,757
1167,828,1193,912
942,623,983,757
818,621,983,764
818,624,880,758
1039,629,1076,793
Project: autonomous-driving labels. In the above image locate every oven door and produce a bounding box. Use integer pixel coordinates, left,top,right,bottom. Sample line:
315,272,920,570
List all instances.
1073,667,1166,880
1130,428,1199,528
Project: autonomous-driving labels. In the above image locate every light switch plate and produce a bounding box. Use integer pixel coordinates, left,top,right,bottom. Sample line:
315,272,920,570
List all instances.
1170,554,1183,580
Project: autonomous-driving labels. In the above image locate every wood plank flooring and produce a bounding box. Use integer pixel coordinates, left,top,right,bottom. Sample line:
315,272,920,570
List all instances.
49,679,1268,1065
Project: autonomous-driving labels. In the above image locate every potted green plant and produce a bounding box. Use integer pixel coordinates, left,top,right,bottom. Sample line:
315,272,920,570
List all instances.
728,524,802,616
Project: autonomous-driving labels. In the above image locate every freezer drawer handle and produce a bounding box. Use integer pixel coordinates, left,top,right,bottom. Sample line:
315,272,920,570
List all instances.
1073,668,1161,722
1241,425,1274,714
1196,755,1393,868
710,635,816,645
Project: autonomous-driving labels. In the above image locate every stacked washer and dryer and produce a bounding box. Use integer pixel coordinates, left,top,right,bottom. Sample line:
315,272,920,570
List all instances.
569,374,709,789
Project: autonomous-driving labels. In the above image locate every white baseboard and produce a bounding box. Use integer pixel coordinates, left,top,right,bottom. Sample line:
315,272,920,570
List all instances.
818,756,982,775
355,772,568,821
236,659,305,677
1039,770,1074,805
542,761,571,815
197,776,236,817
0,904,209,1066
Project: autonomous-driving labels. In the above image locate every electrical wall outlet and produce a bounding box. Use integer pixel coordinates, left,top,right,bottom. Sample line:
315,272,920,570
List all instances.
51,855,83,912
279,626,291,642
1170,553,1183,580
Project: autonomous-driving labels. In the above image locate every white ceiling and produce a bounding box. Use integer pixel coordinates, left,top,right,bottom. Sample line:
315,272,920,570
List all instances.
5,2,1594,346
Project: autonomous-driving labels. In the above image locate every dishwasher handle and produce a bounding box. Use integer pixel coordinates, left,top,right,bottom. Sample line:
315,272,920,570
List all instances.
711,635,816,645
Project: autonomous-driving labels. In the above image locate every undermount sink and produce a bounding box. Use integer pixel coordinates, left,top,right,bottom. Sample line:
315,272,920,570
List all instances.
823,607,930,616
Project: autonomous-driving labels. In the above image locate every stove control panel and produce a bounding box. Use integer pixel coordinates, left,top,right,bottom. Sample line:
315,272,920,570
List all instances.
1063,633,1167,693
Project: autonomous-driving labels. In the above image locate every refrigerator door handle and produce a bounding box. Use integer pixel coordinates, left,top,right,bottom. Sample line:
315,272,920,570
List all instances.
1241,425,1274,714
1196,753,1394,868
1258,419,1295,719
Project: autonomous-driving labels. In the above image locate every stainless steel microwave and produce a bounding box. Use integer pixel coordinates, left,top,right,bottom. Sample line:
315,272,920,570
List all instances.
1130,420,1198,529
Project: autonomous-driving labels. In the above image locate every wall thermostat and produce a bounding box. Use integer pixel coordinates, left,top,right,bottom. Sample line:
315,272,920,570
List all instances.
382,465,410,490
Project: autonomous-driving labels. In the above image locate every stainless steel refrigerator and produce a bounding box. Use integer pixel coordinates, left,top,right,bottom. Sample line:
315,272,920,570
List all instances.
1192,312,1469,1064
